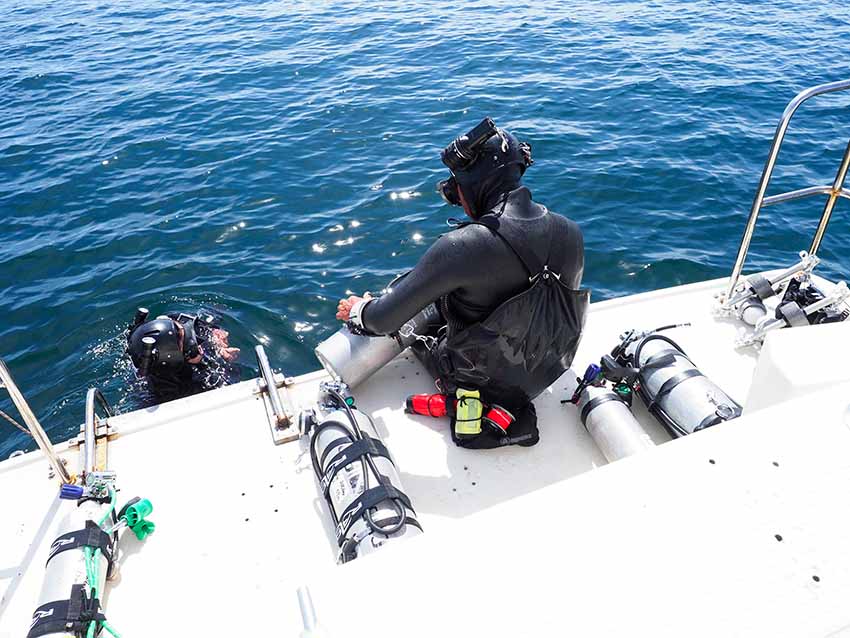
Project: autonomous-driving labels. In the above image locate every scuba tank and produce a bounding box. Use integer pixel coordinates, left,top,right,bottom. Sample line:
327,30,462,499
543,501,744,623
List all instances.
576,384,655,462
29,498,115,638
28,481,155,637
616,327,742,438
315,304,441,388
308,382,422,562
568,364,655,463
569,326,742,455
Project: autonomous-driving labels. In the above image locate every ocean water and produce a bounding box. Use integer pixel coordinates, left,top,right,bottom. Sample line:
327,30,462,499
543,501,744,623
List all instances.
2,0,849,456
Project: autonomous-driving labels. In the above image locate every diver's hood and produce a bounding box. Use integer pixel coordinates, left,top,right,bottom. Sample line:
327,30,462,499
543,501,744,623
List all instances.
450,129,533,217
180,318,201,360
128,317,184,373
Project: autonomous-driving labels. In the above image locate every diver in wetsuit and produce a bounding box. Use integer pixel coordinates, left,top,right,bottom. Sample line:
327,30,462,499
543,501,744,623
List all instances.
337,118,588,448
126,308,241,405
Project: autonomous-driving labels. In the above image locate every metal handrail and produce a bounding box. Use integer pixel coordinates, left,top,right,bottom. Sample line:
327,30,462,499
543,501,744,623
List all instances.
0,358,72,483
724,79,850,302
84,388,113,478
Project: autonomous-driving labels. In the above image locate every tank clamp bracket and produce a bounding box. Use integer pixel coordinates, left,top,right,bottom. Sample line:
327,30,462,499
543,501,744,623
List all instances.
254,345,299,445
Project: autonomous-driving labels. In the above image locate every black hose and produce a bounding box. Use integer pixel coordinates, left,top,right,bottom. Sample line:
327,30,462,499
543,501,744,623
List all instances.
633,333,691,439
360,410,408,536
615,323,690,361
652,323,691,334
309,419,356,527
633,333,689,370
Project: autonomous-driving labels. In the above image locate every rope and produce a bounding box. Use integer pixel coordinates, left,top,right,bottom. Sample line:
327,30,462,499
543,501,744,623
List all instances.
0,408,30,436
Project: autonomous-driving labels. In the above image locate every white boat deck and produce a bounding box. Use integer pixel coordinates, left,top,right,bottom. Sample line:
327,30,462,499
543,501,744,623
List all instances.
2,276,850,636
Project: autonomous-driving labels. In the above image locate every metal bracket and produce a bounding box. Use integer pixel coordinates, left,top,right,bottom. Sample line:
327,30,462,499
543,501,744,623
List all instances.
735,281,850,347
73,388,117,485
73,422,118,446
73,423,115,441
255,345,299,444
715,251,820,317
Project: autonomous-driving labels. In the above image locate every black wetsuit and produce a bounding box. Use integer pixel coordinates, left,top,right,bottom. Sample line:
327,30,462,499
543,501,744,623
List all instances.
362,186,584,338
361,184,586,437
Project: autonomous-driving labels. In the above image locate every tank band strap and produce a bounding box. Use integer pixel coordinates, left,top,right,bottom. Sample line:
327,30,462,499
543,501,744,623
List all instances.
642,350,695,370
335,485,414,543
696,405,743,432
310,418,359,465
318,436,352,468
777,301,810,327
646,368,703,412
321,436,392,497
580,393,625,428
367,514,424,535
748,274,776,300
27,584,106,638
45,519,114,569
696,413,723,431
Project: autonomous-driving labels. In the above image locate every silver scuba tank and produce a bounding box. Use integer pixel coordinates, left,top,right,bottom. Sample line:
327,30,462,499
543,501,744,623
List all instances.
576,384,655,462
630,334,741,437
315,304,440,388
310,383,422,562
28,499,114,637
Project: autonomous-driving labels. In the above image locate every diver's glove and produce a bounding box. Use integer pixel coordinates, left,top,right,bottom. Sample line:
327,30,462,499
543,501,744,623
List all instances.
346,297,374,335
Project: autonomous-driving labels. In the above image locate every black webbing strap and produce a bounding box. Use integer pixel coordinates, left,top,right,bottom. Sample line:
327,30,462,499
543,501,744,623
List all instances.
367,515,424,535
468,214,551,278
696,413,723,431
580,393,624,428
310,418,357,466
642,349,694,370
647,369,703,412
319,436,352,468
777,301,810,327
748,274,775,300
321,436,393,497
335,485,414,543
27,585,105,638
695,404,742,432
46,520,114,569
544,213,571,278
639,352,678,371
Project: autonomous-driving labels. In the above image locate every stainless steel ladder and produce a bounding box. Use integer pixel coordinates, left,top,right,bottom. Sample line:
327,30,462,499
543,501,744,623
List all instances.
723,79,850,302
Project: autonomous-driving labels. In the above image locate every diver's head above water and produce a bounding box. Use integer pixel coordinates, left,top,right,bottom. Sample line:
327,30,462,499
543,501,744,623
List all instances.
127,313,205,378
437,117,533,218
124,307,241,405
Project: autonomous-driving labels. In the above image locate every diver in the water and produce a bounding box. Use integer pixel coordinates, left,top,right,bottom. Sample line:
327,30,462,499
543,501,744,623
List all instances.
337,118,588,449
126,308,241,404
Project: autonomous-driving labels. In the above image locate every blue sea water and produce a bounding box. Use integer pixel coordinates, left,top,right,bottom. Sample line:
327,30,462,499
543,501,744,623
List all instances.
2,0,850,456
